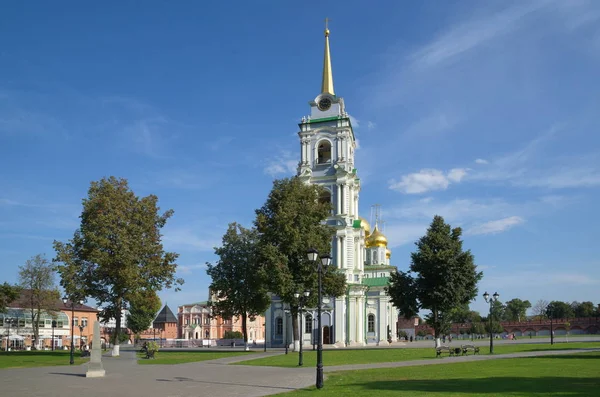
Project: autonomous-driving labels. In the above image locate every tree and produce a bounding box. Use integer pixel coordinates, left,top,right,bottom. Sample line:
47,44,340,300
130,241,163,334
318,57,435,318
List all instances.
386,215,483,347
224,330,244,339
504,298,532,322
18,254,60,349
255,177,346,346
0,282,21,313
53,176,183,356
532,299,549,320
207,222,271,351
572,301,595,318
546,301,574,319
126,289,161,337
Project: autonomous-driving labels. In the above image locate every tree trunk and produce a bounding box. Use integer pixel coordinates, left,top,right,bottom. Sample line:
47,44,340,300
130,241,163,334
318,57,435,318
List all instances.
241,313,249,351
433,308,441,348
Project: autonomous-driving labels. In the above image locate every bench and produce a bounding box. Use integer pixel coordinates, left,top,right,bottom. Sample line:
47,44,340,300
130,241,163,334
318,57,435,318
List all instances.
436,346,460,358
146,349,156,359
461,344,480,355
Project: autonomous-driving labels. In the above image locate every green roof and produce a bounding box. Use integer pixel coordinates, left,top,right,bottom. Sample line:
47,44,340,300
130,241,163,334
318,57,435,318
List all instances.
365,265,396,270
353,219,361,229
362,277,390,287
308,116,345,124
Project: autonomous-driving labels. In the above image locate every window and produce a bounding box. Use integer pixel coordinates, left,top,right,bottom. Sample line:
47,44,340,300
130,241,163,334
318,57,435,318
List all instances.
368,314,375,333
205,330,209,338
185,318,189,325
305,315,312,334
317,141,332,164
354,275,359,282
73,318,79,326
372,252,377,263
57,321,64,328
82,318,88,327
276,317,283,336
318,190,331,205
204,317,210,325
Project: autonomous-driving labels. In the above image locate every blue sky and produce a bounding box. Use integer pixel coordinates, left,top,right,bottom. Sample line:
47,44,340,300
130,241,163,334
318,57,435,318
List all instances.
1,1,599,317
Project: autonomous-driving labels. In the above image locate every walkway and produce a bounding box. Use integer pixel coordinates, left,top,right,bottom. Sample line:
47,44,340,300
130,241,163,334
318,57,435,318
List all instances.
1,347,598,397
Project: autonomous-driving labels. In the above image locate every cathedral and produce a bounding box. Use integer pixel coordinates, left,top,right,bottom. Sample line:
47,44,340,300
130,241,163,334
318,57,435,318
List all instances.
265,25,398,348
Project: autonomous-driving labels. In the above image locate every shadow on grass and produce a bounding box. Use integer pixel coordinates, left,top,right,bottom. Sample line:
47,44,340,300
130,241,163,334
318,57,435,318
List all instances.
1,351,72,357
356,376,600,395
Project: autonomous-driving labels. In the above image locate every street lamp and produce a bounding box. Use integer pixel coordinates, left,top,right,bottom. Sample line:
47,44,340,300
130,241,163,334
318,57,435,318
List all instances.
307,248,331,389
63,296,84,365
548,304,554,345
312,317,316,351
5,317,16,351
294,290,310,366
483,291,499,354
78,324,84,350
51,320,57,351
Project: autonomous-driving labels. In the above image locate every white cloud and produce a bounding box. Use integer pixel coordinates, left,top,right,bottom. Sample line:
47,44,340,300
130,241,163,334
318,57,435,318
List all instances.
475,158,489,165
367,121,376,130
467,216,525,235
263,150,297,177
384,223,428,248
389,168,468,194
177,263,207,275
349,115,360,128
162,228,219,252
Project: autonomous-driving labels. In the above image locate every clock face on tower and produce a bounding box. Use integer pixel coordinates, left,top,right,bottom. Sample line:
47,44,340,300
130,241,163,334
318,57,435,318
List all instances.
318,97,332,111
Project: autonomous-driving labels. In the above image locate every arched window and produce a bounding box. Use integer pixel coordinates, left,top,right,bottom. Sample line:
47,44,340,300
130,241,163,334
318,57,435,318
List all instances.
318,141,332,164
372,251,377,263
319,190,331,205
205,329,209,338
305,315,312,334
276,317,283,335
368,314,375,333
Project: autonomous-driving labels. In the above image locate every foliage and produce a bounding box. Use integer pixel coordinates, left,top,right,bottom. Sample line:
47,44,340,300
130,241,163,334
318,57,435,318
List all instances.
224,330,244,339
207,222,270,347
571,301,596,318
146,340,159,353
448,304,481,324
254,177,346,339
386,216,482,343
532,299,549,320
127,289,161,335
469,322,486,335
397,330,408,339
0,282,21,313
18,254,60,349
546,301,574,319
503,298,531,322
53,176,183,347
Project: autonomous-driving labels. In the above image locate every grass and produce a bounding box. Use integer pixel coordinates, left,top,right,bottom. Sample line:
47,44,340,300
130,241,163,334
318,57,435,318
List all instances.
272,352,600,396
235,341,600,368
0,350,89,369
137,350,257,365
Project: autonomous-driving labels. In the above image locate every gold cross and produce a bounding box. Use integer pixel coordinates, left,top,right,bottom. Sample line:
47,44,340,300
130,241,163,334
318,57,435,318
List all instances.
325,17,330,31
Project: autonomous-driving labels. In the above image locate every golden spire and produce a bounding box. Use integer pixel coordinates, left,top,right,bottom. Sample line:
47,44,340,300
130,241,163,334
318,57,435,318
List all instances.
321,17,335,96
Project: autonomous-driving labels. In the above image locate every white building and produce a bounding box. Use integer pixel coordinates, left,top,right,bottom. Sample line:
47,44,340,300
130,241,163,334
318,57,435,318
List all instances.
265,26,398,348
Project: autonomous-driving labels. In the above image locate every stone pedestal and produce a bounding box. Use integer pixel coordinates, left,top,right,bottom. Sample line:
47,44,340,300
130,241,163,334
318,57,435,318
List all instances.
86,321,105,378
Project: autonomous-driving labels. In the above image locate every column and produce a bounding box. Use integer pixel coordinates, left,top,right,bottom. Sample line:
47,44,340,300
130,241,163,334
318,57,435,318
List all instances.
340,184,345,214
336,236,341,269
336,185,341,215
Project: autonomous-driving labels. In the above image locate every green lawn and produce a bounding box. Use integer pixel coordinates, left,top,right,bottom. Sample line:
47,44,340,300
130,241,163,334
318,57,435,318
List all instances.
273,352,600,396
137,350,257,365
235,342,600,368
0,350,89,369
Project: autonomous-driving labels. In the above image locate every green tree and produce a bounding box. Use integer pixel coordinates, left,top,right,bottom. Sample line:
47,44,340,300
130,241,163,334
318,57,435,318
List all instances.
53,176,183,356
18,254,60,349
0,282,21,313
572,301,595,318
546,301,574,319
126,289,161,337
503,298,531,322
207,222,271,351
224,330,244,339
255,177,346,345
386,215,482,347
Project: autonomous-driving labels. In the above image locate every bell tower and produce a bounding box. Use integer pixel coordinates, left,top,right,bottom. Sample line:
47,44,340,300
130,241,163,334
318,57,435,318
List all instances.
297,23,360,283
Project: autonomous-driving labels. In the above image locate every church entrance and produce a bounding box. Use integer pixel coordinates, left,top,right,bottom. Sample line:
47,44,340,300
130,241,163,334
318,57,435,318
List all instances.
323,326,332,344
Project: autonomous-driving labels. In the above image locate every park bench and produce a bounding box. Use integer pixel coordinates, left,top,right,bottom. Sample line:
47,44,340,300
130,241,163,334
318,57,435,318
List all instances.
146,349,156,359
461,344,480,355
436,346,460,358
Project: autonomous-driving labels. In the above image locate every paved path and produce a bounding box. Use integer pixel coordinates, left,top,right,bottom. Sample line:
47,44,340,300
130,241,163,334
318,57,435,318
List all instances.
1,347,598,397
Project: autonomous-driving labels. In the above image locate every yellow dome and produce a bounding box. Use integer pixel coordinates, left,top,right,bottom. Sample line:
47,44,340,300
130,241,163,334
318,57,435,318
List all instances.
367,226,388,248
359,216,371,237
386,248,391,259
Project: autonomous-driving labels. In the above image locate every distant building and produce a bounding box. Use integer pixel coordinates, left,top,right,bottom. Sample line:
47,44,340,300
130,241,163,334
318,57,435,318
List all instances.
178,301,265,343
2,292,98,350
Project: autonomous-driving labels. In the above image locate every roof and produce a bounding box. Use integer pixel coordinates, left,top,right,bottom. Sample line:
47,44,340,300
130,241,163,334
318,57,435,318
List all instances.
365,265,396,271
180,301,210,308
362,277,390,287
153,304,177,324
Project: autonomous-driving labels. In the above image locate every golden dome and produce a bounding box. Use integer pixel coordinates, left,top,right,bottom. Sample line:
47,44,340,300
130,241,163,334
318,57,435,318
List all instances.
359,216,371,237
367,226,388,248
386,248,391,259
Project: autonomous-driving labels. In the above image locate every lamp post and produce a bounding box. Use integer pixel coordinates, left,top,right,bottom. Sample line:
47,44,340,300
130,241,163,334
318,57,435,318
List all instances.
483,291,499,354
78,324,84,350
294,290,310,367
51,320,57,351
308,248,330,390
263,323,267,352
312,317,316,351
284,309,290,354
5,317,15,351
62,296,84,365
548,305,554,345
